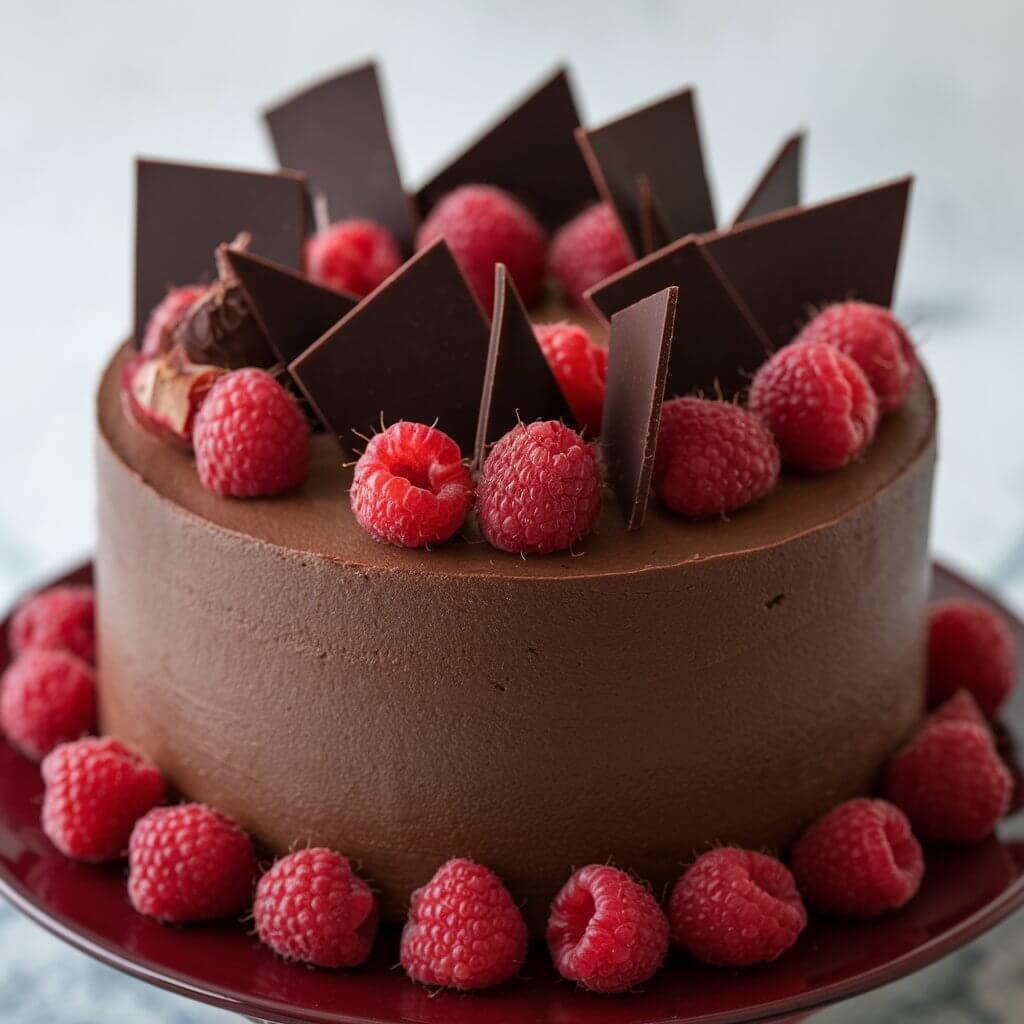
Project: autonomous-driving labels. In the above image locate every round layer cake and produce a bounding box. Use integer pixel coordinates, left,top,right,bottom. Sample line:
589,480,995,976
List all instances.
96,342,936,934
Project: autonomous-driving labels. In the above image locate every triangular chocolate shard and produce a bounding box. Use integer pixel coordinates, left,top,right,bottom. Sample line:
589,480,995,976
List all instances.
637,174,671,255
289,239,490,455
577,87,715,257
601,287,678,531
224,248,358,367
733,131,804,225
415,68,597,231
588,178,912,348
264,62,417,251
134,159,307,347
474,266,575,469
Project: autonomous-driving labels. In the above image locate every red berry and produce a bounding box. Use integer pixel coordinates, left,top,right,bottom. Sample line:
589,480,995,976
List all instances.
791,798,924,917
141,284,205,355
10,584,95,664
930,689,988,729
477,420,602,554
416,185,546,310
304,219,402,298
1,651,95,761
533,322,608,434
547,864,669,993
749,341,879,472
41,737,164,862
927,599,1017,717
350,421,475,548
653,398,780,518
549,203,631,307
192,368,310,498
796,301,917,413
255,848,379,968
400,858,527,990
128,804,257,922
669,848,806,966
882,718,1012,843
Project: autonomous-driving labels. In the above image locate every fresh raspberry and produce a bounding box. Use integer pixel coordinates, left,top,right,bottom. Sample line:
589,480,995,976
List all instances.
926,599,1017,717
1,651,95,761
141,284,205,355
477,420,602,554
304,219,402,298
416,185,546,310
40,737,164,861
882,718,1012,843
400,858,528,990
653,398,780,518
192,368,310,498
533,322,608,434
547,864,669,993
128,803,257,922
255,848,379,968
796,301,917,413
791,798,924,917
10,584,95,664
350,421,475,548
549,202,631,307
930,689,988,728
749,341,879,472
668,848,806,966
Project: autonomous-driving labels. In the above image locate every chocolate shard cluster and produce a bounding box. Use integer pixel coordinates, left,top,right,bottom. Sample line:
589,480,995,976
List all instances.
733,131,804,225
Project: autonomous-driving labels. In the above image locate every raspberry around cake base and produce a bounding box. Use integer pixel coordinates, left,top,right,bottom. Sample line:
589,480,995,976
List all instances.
95,342,937,935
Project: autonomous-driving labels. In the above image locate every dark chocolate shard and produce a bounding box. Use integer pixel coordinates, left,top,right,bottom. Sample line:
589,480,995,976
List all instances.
601,287,678,531
733,131,804,225
264,62,417,251
224,248,358,368
577,87,715,257
588,178,912,348
474,265,576,468
290,239,490,455
415,68,597,231
637,174,671,255
134,159,306,347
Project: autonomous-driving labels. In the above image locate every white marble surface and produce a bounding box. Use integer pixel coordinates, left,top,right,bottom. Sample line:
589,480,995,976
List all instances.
1,0,1023,1020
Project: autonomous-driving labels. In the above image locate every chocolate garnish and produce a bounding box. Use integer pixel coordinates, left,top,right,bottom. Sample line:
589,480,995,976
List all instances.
576,87,715,257
290,239,490,454
637,174,671,255
588,178,912,347
134,159,306,347
264,62,417,251
415,68,597,231
474,265,575,468
601,287,678,531
733,131,804,224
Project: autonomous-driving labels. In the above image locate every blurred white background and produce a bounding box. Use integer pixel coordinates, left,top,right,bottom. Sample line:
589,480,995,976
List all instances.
1,1,1023,1020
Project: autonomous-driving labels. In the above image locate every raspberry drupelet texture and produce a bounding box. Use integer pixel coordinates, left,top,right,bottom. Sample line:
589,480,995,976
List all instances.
795,301,917,412
930,689,988,728
192,368,310,498
1,650,96,760
41,737,164,862
141,284,205,356
791,798,924,917
549,202,632,307
668,848,807,966
255,848,379,969
400,858,528,990
546,864,669,993
749,341,879,472
349,421,475,548
128,804,258,923
882,718,1012,843
653,397,781,518
533,322,608,435
10,584,95,664
416,185,547,310
304,219,402,298
477,420,602,554
926,599,1017,717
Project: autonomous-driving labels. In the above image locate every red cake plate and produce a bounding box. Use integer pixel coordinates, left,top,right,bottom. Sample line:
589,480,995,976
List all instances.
1,561,1022,1024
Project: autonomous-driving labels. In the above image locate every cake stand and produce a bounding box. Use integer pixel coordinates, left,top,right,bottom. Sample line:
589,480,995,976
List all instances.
1,562,1021,1024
